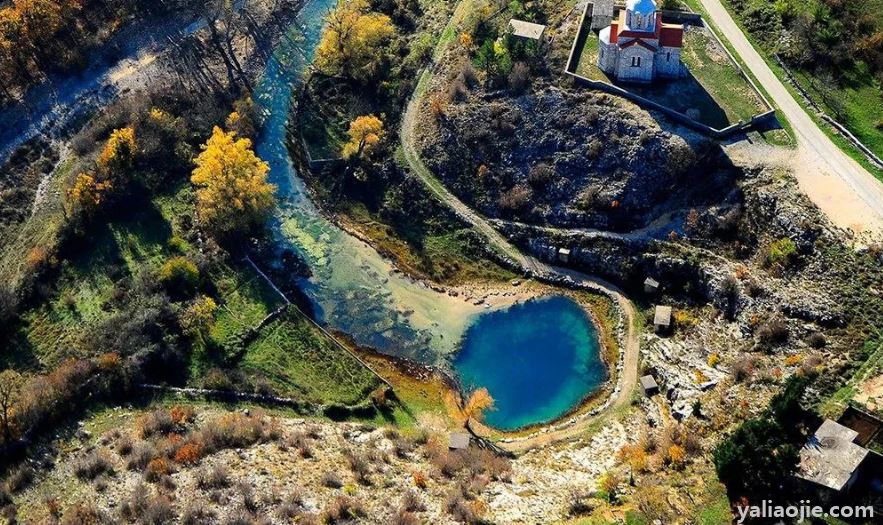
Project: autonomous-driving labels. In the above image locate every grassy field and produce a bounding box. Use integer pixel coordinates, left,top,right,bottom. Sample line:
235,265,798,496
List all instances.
238,309,382,406
573,24,766,129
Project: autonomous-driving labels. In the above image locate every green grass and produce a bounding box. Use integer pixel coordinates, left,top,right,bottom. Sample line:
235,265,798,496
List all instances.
238,308,382,405
206,264,285,346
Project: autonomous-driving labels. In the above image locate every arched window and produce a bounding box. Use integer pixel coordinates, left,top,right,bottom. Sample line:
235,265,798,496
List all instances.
631,56,641,67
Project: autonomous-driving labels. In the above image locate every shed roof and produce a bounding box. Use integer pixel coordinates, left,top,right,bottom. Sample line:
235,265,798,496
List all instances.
448,433,471,450
644,277,660,288
508,19,546,40
640,375,658,391
654,305,672,326
797,419,869,491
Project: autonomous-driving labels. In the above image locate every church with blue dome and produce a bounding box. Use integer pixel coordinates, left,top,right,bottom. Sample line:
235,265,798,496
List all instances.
596,0,684,83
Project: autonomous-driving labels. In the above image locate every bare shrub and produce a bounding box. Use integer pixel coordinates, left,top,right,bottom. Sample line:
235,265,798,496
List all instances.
343,448,371,485
508,62,531,94
568,489,597,516
498,184,533,214
321,496,366,524
196,464,229,489
401,490,425,512
5,463,34,493
137,409,176,438
141,495,175,525
74,449,115,481
806,332,826,348
448,77,469,102
444,488,478,524
237,482,258,513
117,434,134,456
527,163,555,188
757,317,789,346
461,62,478,88
180,502,216,525
286,431,313,458
127,442,157,471
732,356,756,382
322,471,342,489
61,501,110,525
392,509,419,525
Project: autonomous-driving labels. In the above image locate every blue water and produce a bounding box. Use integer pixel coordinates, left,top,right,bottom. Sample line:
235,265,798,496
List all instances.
454,296,607,430
251,2,607,427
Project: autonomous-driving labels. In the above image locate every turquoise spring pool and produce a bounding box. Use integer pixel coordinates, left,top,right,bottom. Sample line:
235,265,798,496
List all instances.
453,296,608,431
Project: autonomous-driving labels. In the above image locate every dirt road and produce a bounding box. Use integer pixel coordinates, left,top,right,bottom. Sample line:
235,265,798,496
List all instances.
699,0,883,236
399,5,640,452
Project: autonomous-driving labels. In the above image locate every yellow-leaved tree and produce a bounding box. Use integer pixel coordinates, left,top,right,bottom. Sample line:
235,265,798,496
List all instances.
315,0,395,83
342,114,383,159
96,126,137,190
191,127,276,239
66,172,112,221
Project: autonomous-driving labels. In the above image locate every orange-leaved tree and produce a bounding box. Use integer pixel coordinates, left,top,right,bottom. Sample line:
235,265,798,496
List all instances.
342,114,383,159
315,0,394,83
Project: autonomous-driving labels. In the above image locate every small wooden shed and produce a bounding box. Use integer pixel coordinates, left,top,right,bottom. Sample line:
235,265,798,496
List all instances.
654,305,672,333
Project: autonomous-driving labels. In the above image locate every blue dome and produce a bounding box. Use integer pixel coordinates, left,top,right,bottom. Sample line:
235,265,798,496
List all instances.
626,0,657,16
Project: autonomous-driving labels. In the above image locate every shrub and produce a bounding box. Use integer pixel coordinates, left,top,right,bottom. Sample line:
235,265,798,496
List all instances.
321,496,366,524
196,464,230,489
756,317,789,347
158,257,200,298
322,471,343,489
145,458,172,482
286,431,313,458
137,409,176,439
732,356,756,382
169,406,196,425
4,463,34,493
762,238,798,270
568,489,596,516
400,490,425,512
74,450,115,481
343,448,371,485
173,442,202,465
61,501,109,525
508,62,530,94
392,510,419,525
497,184,532,214
127,442,157,471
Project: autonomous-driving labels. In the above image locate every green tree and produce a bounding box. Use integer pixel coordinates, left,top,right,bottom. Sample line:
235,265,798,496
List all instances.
713,418,799,498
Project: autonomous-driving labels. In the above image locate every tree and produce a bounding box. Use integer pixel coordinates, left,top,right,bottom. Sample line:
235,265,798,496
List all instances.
66,172,112,221
315,0,395,83
462,387,494,425
179,295,218,342
0,369,24,443
97,127,137,186
159,256,200,299
191,127,276,239
342,114,383,159
713,418,799,498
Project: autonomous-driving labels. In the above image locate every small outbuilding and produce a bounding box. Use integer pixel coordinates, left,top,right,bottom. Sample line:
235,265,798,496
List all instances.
654,305,672,333
643,277,660,294
448,432,471,450
557,247,571,263
507,19,547,41
796,419,871,495
640,375,659,397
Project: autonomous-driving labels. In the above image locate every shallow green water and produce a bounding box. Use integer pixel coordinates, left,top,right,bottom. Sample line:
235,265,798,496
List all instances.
453,296,607,430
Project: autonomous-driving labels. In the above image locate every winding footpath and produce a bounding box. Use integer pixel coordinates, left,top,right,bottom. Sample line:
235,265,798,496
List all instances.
699,0,883,236
399,4,640,453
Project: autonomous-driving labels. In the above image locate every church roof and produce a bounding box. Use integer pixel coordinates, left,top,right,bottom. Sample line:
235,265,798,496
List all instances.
609,11,683,48
659,24,683,47
626,0,657,17
621,38,657,51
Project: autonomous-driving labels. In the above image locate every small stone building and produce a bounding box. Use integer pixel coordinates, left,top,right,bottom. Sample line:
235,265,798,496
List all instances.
796,420,872,499
654,305,672,333
640,375,659,397
508,19,547,43
643,277,660,294
448,433,471,450
591,0,615,30
597,0,684,83
557,247,571,263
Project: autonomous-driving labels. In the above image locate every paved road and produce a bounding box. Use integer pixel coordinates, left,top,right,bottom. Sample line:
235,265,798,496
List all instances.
699,0,883,235
398,2,640,453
